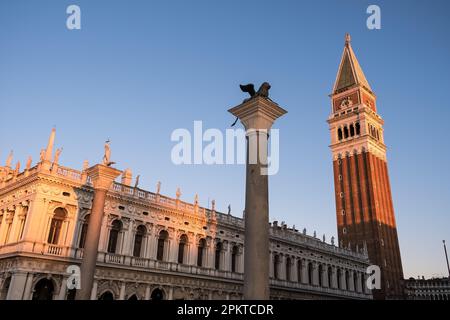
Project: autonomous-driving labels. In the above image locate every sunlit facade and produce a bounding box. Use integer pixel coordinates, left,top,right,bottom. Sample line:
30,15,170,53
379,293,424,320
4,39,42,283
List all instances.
0,130,372,300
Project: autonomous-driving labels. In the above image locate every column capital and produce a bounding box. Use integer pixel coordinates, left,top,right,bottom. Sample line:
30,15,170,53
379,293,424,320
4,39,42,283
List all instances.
228,96,287,131
85,164,122,191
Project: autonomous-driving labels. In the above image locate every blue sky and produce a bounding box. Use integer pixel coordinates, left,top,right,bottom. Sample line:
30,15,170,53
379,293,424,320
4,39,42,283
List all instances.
1,0,449,278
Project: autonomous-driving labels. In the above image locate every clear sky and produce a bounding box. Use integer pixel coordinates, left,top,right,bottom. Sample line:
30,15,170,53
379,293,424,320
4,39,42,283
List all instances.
1,0,449,279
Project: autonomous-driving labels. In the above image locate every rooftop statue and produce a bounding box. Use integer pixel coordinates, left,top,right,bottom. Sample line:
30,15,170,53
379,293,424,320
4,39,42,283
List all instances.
103,140,115,167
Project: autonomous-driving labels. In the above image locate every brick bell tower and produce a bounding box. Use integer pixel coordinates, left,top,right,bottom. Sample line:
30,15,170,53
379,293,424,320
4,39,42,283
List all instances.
327,34,404,299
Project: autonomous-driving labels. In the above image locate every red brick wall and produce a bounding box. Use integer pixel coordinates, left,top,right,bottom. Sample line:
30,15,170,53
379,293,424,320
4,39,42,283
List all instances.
333,152,404,299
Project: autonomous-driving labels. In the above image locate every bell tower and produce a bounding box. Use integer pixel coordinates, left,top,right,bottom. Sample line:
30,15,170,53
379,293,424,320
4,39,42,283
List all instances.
327,34,404,299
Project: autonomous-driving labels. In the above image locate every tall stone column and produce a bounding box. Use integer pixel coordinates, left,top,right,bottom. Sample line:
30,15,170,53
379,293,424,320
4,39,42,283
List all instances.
76,164,121,300
228,95,287,299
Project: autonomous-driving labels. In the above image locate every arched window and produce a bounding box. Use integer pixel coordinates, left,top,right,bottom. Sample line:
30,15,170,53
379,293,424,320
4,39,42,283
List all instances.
178,234,188,264
78,214,90,249
337,128,343,141
328,266,333,288
151,288,164,300
350,124,355,137
343,126,349,139
318,264,323,287
128,294,138,301
273,254,280,279
355,122,361,135
308,262,314,285
297,259,303,283
157,230,169,261
286,257,291,281
231,245,239,272
99,291,114,300
47,208,67,245
107,220,122,254
32,279,54,300
215,241,222,270
133,225,146,257
197,238,206,267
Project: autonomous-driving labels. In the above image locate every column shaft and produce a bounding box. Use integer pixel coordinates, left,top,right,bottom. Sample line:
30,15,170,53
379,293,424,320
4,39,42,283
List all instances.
76,188,107,300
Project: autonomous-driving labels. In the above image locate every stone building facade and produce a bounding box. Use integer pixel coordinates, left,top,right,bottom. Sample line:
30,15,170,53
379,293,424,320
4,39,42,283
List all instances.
404,277,450,300
0,130,372,300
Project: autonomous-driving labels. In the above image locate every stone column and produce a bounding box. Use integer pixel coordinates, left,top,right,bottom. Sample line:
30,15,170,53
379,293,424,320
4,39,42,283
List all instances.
356,272,363,293
76,164,121,300
348,270,355,291
23,273,34,300
312,262,319,286
330,266,337,289
6,272,28,300
119,282,126,300
228,96,287,299
90,280,98,300
58,277,68,300
301,260,308,285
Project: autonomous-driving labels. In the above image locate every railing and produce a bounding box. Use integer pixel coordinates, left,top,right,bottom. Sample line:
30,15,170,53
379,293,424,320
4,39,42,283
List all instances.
56,166,82,181
106,253,123,264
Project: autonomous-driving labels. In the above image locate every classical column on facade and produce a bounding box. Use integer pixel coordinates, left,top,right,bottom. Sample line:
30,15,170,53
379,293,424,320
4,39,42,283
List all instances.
222,241,229,271
331,266,338,289
189,235,198,266
323,266,330,288
144,286,151,300
228,94,287,299
301,259,308,285
169,233,178,263
320,265,327,287
8,205,22,243
268,251,273,278
76,164,121,300
6,272,28,300
23,273,34,300
0,210,9,245
143,223,153,259
340,269,347,291
58,277,68,300
312,262,319,286
97,212,110,252
278,254,285,280
238,245,244,273
119,282,126,300
292,259,300,283
356,271,363,293
348,270,355,291
90,280,98,300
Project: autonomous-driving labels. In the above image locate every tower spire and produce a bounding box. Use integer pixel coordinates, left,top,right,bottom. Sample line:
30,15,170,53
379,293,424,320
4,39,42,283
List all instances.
333,33,372,95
